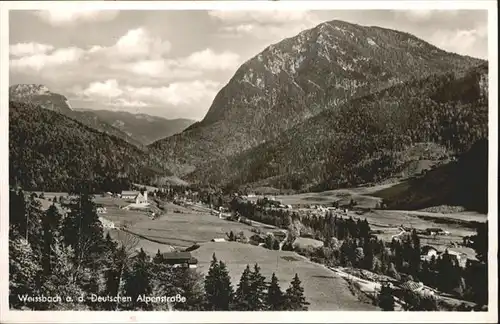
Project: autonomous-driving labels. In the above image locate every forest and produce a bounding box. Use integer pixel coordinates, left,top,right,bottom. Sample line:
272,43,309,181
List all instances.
9,101,171,193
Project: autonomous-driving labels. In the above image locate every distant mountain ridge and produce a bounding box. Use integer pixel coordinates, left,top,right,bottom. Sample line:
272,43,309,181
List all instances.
150,19,485,176
9,84,144,148
77,109,195,145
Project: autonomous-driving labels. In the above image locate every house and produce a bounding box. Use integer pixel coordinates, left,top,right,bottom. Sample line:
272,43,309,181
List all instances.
121,191,139,200
162,251,198,268
135,191,148,204
420,245,438,261
211,238,226,243
443,249,468,267
121,190,148,204
272,231,287,241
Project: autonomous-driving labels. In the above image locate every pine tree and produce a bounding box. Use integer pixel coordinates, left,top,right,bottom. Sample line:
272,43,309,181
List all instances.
266,273,284,310
284,274,309,311
204,254,234,310
104,245,128,310
378,283,395,311
123,248,152,310
249,263,267,310
41,204,61,277
9,237,41,310
172,268,206,311
61,193,105,273
234,265,252,310
153,249,165,264
40,237,85,310
363,238,375,271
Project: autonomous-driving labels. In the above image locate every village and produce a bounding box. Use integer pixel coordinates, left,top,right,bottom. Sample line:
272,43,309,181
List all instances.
29,181,485,311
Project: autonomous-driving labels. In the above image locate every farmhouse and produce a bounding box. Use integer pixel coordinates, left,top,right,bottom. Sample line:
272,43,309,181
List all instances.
443,249,469,267
162,251,198,268
121,190,148,204
420,245,438,261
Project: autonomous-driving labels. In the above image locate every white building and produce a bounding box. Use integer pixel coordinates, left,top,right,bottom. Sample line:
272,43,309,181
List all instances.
120,190,148,204
420,245,438,261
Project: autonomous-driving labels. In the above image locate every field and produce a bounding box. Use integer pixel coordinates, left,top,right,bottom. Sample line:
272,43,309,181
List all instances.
248,183,399,209
265,183,487,261
94,196,277,249
191,242,378,311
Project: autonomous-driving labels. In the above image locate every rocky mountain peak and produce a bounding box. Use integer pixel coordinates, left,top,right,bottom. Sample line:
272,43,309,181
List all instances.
9,84,73,113
148,20,485,176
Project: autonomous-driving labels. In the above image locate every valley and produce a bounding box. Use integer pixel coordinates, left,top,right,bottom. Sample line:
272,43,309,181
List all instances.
8,15,490,313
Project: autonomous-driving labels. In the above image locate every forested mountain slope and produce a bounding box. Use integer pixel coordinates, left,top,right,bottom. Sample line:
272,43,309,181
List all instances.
188,63,488,191
150,19,484,176
9,101,172,192
9,84,144,148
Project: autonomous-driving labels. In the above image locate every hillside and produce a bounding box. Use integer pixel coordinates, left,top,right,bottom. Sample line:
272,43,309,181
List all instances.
372,138,488,213
78,109,195,145
9,101,172,192
188,63,488,191
149,19,484,175
9,84,144,148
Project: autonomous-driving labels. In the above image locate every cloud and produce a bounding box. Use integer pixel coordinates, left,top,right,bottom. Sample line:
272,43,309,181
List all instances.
429,26,488,58
33,9,119,26
82,79,123,98
90,28,172,61
209,10,322,40
183,49,241,71
116,48,241,79
75,79,221,108
10,47,84,72
208,10,313,25
10,42,54,57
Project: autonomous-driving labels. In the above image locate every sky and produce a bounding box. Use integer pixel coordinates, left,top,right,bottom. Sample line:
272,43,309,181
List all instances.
9,9,488,120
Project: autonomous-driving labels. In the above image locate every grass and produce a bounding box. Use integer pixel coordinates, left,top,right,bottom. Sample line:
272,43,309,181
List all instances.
192,241,378,311
95,196,274,248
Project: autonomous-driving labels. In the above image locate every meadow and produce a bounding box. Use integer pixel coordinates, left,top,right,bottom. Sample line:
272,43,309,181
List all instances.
191,241,378,311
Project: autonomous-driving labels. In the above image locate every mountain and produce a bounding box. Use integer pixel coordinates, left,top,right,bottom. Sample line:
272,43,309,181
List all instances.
189,63,488,191
76,109,195,145
9,84,73,114
149,20,484,176
372,138,488,214
9,84,144,148
9,101,173,192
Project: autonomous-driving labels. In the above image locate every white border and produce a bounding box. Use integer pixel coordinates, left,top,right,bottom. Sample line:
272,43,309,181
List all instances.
0,1,497,323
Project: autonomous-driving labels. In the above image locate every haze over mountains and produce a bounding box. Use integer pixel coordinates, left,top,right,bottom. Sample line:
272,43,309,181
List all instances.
9,19,489,211
76,109,195,145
